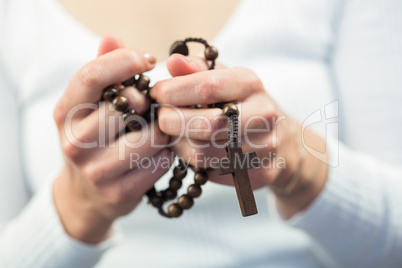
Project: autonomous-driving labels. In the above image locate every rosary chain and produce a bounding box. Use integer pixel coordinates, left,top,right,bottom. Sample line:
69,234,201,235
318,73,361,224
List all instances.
101,38,221,218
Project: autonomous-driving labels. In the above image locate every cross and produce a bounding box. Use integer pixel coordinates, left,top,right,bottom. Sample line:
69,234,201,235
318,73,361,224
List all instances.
219,141,259,217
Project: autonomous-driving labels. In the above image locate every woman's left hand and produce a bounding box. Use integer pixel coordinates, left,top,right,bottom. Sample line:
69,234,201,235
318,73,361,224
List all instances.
150,54,328,218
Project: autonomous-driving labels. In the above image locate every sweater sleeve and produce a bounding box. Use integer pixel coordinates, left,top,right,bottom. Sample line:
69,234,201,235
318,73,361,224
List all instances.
0,180,122,268
0,55,121,268
272,0,402,267
275,138,402,268
0,0,121,267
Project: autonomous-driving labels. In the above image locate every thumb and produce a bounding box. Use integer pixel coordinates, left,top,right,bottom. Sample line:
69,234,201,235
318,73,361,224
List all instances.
97,34,125,57
167,54,226,77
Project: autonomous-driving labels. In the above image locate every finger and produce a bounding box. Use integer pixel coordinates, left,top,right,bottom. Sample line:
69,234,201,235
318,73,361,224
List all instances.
171,132,275,168
167,54,226,77
97,149,173,206
60,96,155,166
97,34,125,57
65,102,123,151
158,107,225,141
150,67,261,106
58,48,156,120
158,93,276,140
81,123,168,184
71,90,150,147
199,130,290,190
120,149,173,195
119,86,150,115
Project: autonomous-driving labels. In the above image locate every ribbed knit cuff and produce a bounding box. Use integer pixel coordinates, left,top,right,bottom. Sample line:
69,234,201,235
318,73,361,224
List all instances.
269,136,402,267
0,180,122,268
285,138,385,235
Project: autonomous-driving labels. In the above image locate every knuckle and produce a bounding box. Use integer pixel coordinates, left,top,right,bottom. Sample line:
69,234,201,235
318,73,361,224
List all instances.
268,132,279,154
263,106,280,132
109,182,141,206
261,107,274,122
269,106,279,122
82,163,103,183
158,82,171,103
238,67,264,92
270,139,279,155
253,102,279,131
155,80,170,103
108,192,126,206
62,140,82,162
77,62,103,89
198,75,219,102
249,73,263,91
189,116,213,140
53,103,64,127
252,78,264,92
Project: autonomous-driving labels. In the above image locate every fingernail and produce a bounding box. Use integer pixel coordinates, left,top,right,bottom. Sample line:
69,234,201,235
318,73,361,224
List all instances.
181,55,190,63
144,53,157,65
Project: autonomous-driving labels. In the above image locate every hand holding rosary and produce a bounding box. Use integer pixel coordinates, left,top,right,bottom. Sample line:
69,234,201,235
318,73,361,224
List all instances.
101,38,259,218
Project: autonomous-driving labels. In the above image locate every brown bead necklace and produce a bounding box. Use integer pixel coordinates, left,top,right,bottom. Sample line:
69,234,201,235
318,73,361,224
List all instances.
101,38,259,218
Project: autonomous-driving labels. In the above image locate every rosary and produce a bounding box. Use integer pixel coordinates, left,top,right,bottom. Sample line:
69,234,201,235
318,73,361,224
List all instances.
102,38,259,218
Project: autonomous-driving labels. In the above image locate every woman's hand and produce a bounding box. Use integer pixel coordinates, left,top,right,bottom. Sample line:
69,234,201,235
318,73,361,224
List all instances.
151,54,329,218
53,36,171,244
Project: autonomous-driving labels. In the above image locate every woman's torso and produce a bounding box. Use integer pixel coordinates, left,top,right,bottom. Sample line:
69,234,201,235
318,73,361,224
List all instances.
58,0,241,61
1,0,380,266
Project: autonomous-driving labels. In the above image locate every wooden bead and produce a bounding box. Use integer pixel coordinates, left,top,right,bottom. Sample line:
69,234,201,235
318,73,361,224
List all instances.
150,195,163,208
169,178,183,191
168,203,183,218
136,75,150,90
162,188,177,200
103,87,118,102
178,194,194,210
187,184,202,198
126,118,142,131
123,110,143,131
112,96,129,111
222,103,239,117
173,166,187,180
169,40,189,56
122,109,136,120
204,46,218,61
194,171,208,185
122,77,136,87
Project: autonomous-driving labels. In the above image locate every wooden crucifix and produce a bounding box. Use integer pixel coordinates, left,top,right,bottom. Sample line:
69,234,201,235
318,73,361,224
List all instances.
218,104,259,217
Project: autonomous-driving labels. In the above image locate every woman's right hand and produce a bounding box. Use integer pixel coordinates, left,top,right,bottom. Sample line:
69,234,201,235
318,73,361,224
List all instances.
52,36,171,244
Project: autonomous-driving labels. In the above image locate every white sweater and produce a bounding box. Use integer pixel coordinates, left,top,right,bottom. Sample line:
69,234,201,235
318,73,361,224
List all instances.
0,0,401,267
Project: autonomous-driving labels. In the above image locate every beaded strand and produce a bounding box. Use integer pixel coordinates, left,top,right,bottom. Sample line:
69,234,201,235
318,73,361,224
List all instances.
101,38,239,218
